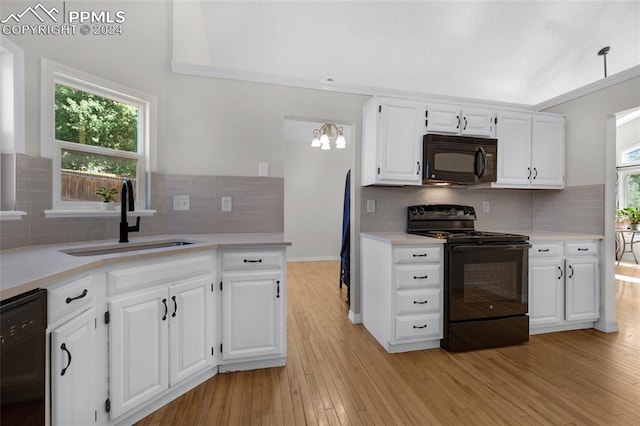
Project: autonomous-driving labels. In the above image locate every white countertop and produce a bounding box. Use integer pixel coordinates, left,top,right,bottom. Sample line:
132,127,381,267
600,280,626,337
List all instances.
0,233,291,301
361,231,604,245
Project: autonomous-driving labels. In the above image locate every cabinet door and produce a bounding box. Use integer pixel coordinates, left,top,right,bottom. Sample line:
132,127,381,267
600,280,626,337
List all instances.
495,112,532,186
51,309,96,426
461,108,495,137
222,271,284,361
531,115,565,188
169,275,215,386
529,260,564,327
109,288,169,419
426,103,460,134
565,258,599,322
377,98,425,185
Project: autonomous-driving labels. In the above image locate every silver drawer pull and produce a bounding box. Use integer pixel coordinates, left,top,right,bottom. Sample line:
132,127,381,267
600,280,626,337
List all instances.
413,300,428,305
412,253,428,257
413,275,428,280
413,324,428,329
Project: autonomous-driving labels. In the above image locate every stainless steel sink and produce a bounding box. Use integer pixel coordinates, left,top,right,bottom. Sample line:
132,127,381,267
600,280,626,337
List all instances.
60,240,196,257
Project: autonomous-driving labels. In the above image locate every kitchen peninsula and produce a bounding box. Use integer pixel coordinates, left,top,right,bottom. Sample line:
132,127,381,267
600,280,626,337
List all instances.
1,234,290,426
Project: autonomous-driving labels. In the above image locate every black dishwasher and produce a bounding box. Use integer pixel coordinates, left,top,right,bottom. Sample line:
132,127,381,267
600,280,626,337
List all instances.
1,289,47,426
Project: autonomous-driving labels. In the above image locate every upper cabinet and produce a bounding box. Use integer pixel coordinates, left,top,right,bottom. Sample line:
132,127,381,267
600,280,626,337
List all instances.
426,103,495,138
362,96,426,186
494,112,565,189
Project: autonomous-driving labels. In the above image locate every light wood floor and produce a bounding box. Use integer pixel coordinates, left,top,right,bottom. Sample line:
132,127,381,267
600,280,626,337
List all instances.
136,261,640,425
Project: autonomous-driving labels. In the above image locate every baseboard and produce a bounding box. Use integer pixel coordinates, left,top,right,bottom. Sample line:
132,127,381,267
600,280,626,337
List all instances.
349,310,362,324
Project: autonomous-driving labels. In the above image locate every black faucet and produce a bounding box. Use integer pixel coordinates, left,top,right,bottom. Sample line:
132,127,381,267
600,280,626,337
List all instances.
119,179,140,243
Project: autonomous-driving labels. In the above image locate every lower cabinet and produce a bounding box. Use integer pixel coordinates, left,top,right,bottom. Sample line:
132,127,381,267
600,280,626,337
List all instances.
50,308,97,426
361,236,443,353
529,241,599,334
108,274,214,419
220,248,287,369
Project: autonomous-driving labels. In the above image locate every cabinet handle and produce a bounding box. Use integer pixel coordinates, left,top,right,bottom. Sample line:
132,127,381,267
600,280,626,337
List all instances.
533,168,538,179
558,266,563,279
416,161,421,175
568,265,574,279
463,117,468,130
413,300,428,305
527,167,532,179
412,253,428,258
276,280,280,298
162,298,168,321
413,275,428,280
577,248,589,252
60,343,72,376
171,296,177,318
456,116,460,129
538,248,550,252
244,259,263,263
413,324,428,329
66,289,88,304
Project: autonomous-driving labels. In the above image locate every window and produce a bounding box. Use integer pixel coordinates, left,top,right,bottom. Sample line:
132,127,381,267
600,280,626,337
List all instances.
621,144,640,166
617,167,640,209
41,59,156,212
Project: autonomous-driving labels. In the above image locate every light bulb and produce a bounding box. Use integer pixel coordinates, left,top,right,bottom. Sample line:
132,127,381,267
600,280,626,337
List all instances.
335,134,346,149
311,137,321,148
320,133,329,144
321,140,331,150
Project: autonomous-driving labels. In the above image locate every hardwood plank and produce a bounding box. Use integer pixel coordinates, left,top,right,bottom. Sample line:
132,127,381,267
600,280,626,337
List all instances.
136,261,640,425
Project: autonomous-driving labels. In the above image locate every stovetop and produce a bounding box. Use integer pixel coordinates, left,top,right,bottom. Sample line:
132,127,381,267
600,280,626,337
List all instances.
407,204,529,244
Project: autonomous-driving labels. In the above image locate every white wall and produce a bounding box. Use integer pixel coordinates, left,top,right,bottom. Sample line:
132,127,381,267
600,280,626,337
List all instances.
616,115,640,154
284,123,353,261
546,76,640,334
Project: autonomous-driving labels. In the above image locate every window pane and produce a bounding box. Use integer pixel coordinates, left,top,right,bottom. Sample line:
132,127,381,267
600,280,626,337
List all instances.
55,83,138,152
61,148,136,202
627,174,640,208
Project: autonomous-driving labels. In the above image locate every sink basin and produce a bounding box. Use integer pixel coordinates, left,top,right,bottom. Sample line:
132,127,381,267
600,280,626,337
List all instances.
60,240,196,257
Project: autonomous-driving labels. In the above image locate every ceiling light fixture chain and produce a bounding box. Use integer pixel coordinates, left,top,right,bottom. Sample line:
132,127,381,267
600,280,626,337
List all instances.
311,123,346,150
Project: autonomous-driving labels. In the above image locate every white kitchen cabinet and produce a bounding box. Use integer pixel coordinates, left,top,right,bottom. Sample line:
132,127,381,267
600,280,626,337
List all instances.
361,236,443,353
426,103,495,137
529,241,599,334
494,112,565,189
109,287,169,419
361,96,426,186
50,308,96,426
220,248,286,368
530,115,566,187
108,260,215,420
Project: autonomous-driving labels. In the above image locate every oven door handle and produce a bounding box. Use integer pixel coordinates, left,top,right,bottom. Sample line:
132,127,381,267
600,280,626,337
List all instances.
451,243,531,252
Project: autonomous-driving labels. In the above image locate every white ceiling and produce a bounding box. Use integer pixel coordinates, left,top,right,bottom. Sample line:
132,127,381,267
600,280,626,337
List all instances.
199,0,640,106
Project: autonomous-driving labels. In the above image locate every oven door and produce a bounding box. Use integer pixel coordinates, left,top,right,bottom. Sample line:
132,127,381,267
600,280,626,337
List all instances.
447,242,529,322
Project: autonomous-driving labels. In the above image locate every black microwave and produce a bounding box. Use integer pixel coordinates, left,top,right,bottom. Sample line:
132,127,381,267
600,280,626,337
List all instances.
423,134,497,185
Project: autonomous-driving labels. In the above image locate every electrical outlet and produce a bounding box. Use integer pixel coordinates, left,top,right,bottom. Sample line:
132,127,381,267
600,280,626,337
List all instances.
483,201,490,213
222,196,232,212
173,195,190,211
367,200,376,213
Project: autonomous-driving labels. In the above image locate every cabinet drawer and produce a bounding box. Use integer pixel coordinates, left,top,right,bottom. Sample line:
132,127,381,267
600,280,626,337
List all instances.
530,243,562,258
394,246,441,264
395,315,441,341
564,242,598,257
222,250,283,270
48,274,93,325
396,289,441,315
395,264,440,289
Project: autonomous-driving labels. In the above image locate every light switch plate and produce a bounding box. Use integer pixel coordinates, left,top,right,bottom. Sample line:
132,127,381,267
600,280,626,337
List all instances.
222,196,232,212
367,199,376,213
173,195,190,211
483,201,490,213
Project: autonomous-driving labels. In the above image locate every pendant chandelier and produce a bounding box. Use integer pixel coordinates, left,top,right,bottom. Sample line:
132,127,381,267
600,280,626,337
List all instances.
311,123,346,150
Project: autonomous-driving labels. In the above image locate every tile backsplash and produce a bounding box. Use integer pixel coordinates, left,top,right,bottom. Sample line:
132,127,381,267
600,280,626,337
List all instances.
0,154,284,250
360,184,604,235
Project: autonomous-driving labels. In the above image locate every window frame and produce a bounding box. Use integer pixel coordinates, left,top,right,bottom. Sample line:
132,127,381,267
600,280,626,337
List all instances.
41,59,156,212
620,143,640,167
617,166,640,209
